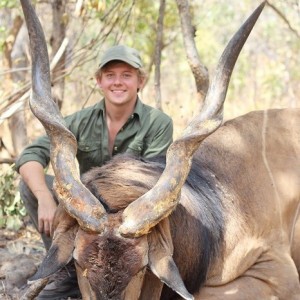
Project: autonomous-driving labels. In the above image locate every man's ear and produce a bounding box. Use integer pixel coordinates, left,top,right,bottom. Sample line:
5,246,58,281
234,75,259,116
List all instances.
138,77,145,92
96,77,102,88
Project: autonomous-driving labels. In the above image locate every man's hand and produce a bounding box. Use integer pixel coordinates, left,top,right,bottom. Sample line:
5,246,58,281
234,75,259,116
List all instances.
36,191,57,236
19,161,58,237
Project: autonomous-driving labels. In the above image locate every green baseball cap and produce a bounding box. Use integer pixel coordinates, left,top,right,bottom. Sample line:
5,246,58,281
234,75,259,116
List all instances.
99,45,143,69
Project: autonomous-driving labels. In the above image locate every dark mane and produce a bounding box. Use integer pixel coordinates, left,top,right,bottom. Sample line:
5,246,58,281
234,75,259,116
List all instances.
165,156,224,296
81,154,163,212
82,153,224,295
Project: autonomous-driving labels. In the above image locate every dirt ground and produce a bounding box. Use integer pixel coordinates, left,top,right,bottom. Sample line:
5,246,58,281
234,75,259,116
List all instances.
0,221,45,300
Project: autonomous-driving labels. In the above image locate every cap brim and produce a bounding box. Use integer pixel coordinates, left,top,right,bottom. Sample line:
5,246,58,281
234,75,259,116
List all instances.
99,57,141,69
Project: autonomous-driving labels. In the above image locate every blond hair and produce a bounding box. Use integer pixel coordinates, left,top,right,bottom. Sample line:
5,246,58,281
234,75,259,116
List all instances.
95,62,147,82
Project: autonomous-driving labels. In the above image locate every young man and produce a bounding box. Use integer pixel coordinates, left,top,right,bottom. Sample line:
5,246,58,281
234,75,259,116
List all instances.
15,45,173,299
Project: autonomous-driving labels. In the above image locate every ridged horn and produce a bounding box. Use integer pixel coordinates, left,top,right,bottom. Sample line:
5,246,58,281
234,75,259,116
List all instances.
120,2,266,238
20,0,106,232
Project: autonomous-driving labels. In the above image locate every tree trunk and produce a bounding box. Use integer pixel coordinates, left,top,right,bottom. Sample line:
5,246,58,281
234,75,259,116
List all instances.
175,0,209,103
3,17,29,157
154,0,166,111
50,0,68,110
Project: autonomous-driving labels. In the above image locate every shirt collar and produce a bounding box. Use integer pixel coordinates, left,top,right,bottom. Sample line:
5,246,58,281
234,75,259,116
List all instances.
96,99,105,112
133,97,143,119
96,97,143,119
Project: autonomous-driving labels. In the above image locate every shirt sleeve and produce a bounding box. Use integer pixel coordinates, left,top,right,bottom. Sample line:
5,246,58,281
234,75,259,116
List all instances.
142,117,173,158
15,134,51,172
15,111,81,173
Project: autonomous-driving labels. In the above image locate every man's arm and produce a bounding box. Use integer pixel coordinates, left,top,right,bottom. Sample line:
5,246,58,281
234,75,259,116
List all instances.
19,161,57,236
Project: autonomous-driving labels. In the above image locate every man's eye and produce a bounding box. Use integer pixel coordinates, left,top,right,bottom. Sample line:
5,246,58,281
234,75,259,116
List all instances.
122,73,131,79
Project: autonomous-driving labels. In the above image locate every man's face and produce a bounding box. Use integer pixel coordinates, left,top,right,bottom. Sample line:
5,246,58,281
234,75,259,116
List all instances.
97,61,143,107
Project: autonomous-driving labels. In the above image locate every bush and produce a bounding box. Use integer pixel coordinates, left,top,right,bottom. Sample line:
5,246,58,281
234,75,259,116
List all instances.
0,164,26,230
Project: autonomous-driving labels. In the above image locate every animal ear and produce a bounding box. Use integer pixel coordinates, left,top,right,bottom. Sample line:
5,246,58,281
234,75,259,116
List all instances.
29,205,78,282
147,219,194,300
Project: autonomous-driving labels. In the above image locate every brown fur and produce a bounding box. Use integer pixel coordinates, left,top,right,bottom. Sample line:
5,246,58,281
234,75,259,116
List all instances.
32,109,300,300
82,156,161,211
79,108,300,299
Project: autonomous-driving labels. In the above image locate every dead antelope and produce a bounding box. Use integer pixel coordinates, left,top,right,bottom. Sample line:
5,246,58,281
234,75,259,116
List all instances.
20,0,300,299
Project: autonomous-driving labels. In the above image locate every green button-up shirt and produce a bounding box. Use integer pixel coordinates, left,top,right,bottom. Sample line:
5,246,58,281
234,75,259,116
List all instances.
15,98,173,174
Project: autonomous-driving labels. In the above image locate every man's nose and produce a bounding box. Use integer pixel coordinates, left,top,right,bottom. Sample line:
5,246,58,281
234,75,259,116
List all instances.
113,75,122,84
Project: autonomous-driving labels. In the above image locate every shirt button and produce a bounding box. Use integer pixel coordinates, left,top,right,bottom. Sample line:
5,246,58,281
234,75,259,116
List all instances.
131,114,134,119
114,146,118,151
